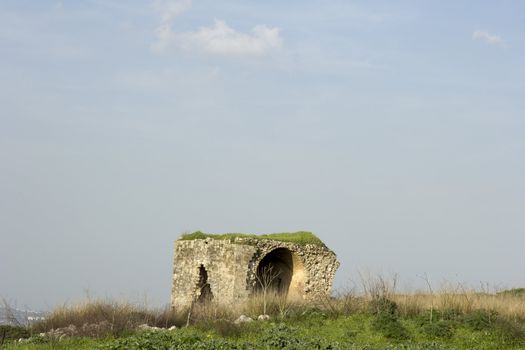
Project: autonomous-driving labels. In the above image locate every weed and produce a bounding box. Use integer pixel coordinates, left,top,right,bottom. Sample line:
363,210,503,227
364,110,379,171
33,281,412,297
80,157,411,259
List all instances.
463,309,498,331
420,320,455,339
0,325,30,342
369,298,409,340
195,319,245,338
179,231,325,246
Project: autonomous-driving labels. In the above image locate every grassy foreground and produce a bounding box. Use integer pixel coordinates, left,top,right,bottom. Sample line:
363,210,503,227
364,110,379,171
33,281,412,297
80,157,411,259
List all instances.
3,281,525,349
2,311,525,350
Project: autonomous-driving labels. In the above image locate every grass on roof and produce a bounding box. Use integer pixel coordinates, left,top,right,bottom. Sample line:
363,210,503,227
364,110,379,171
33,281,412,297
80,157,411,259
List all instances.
179,231,325,246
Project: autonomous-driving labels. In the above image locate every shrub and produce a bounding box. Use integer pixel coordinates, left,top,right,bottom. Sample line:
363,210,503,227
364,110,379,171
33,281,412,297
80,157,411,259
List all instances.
492,317,525,342
372,314,409,341
194,319,245,338
98,329,253,350
439,308,463,321
0,325,30,342
259,323,337,349
420,320,455,339
463,309,498,331
369,298,409,340
369,298,399,317
260,323,302,349
461,309,525,343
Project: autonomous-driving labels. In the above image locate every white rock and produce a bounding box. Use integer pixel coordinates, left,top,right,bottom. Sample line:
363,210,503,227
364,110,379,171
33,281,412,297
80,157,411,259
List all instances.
168,326,177,331
234,315,253,324
257,314,270,321
137,324,161,331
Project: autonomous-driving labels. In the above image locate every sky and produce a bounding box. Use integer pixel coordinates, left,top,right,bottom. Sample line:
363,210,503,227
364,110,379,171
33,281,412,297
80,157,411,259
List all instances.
1,0,524,310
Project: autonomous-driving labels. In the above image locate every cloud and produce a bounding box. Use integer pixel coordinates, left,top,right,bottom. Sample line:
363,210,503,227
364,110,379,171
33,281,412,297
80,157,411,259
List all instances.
170,20,282,55
154,0,192,23
472,30,507,48
151,0,282,56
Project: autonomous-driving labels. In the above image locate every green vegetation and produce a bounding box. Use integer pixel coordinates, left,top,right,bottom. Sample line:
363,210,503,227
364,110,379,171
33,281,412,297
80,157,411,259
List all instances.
179,231,326,246
4,313,525,349
0,326,30,342
3,289,525,350
4,276,525,349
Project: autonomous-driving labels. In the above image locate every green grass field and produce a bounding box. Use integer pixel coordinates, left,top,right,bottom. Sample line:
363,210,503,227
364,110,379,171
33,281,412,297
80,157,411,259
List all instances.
3,297,525,350
3,313,525,350
3,275,525,349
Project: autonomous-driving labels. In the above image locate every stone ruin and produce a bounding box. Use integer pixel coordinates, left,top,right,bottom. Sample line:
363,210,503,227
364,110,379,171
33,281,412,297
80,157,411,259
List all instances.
171,232,339,308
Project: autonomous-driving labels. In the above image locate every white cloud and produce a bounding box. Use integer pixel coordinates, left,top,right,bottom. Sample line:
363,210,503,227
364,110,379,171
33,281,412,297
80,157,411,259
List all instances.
172,20,282,55
154,0,192,23
472,30,507,48
151,0,282,56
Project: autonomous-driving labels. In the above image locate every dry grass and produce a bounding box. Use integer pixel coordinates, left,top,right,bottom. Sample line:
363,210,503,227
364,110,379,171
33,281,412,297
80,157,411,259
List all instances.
30,277,525,338
352,274,525,321
394,291,525,321
33,300,185,336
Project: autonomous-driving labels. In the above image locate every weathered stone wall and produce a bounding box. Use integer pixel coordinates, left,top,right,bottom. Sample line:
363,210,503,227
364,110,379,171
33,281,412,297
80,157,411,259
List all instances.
171,237,339,309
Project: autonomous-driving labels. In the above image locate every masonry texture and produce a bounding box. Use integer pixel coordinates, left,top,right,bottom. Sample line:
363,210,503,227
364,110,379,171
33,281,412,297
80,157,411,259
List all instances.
171,233,339,309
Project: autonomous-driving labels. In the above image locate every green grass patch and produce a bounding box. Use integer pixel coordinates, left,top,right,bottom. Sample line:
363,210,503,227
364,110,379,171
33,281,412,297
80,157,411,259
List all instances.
2,337,101,350
0,325,30,342
5,313,525,350
179,231,326,246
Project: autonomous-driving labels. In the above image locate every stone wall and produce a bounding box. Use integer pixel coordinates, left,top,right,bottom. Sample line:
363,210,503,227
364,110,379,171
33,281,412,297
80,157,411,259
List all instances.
171,236,339,309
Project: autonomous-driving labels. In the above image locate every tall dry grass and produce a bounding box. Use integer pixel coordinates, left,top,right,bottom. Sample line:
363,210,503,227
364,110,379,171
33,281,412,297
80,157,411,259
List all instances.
352,274,525,321
30,277,525,337
33,300,185,336
394,291,525,321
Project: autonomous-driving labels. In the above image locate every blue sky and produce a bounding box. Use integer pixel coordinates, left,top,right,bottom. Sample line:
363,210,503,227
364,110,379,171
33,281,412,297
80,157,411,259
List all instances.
1,0,524,309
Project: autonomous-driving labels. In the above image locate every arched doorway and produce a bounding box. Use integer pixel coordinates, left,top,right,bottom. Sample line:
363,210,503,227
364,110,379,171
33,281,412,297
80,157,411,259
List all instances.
255,248,299,297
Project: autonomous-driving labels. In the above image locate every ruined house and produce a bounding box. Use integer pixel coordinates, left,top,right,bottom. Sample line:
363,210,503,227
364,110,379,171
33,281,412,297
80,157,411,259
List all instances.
171,232,339,308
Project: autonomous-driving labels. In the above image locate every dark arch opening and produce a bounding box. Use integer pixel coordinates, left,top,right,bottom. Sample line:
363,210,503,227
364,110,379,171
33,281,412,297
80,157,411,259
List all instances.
255,248,293,296
197,265,213,303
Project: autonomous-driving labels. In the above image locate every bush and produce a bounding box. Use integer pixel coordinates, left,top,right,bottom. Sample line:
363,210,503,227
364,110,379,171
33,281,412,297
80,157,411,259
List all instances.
0,325,30,342
369,298,409,340
492,317,525,342
260,323,302,349
420,320,455,339
460,309,525,343
372,314,409,341
369,298,399,317
98,329,254,350
439,308,463,321
194,319,245,338
463,309,498,331
259,323,339,350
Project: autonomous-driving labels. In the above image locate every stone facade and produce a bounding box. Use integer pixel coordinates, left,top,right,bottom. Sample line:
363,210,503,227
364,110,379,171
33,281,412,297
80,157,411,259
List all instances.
171,235,339,309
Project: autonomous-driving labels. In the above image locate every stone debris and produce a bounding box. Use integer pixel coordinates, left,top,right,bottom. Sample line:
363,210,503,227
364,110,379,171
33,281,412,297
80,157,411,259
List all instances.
257,314,270,321
19,321,175,342
234,315,253,324
80,320,112,337
137,324,162,331
46,324,78,339
15,322,177,344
